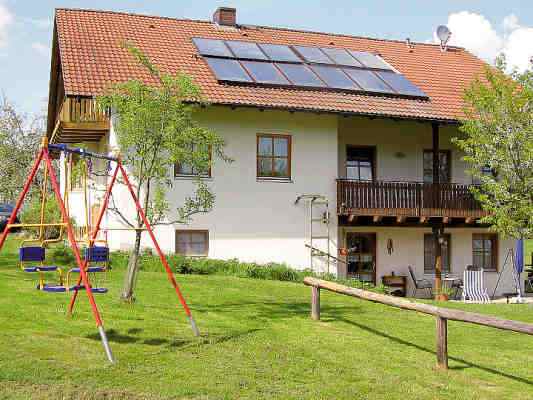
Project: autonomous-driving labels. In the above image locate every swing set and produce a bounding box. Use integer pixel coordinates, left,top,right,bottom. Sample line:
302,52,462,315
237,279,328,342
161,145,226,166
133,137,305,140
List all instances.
0,137,200,363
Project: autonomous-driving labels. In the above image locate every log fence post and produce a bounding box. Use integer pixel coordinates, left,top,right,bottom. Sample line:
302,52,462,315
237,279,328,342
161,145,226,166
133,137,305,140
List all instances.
311,286,320,320
436,316,448,369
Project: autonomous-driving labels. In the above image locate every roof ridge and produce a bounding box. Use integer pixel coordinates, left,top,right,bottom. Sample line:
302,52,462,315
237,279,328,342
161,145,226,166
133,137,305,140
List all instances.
55,7,465,51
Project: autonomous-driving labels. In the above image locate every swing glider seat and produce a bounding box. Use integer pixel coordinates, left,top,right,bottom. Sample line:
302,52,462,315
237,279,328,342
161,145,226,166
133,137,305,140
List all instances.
70,266,106,273
19,247,59,273
40,284,108,294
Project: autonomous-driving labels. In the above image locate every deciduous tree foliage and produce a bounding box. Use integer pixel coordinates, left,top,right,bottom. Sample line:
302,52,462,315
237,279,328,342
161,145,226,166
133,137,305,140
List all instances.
0,96,42,203
98,44,231,302
455,57,532,239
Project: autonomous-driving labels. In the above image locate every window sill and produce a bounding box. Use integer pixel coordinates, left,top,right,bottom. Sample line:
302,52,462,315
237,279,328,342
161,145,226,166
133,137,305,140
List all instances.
174,175,213,181
256,177,293,183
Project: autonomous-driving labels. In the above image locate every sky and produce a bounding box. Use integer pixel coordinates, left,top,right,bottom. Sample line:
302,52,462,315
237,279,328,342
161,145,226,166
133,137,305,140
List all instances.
0,0,532,117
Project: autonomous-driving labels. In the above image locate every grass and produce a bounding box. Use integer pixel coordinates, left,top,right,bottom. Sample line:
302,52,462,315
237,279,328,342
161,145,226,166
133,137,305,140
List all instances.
1,238,533,399
525,240,532,266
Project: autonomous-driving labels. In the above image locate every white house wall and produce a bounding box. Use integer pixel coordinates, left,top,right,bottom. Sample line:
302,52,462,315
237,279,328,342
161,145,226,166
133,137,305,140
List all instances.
61,108,520,296
103,107,339,272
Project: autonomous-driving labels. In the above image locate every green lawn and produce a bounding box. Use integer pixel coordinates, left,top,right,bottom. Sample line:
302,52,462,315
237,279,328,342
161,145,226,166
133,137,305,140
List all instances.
525,240,533,266
1,239,532,399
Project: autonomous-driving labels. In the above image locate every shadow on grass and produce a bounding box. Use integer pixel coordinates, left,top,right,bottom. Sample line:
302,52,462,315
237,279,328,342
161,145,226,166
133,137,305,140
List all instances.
336,316,533,386
85,327,262,349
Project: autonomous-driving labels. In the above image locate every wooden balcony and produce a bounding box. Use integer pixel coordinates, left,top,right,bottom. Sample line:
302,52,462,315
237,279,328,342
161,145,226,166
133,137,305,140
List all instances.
337,180,488,224
50,97,110,143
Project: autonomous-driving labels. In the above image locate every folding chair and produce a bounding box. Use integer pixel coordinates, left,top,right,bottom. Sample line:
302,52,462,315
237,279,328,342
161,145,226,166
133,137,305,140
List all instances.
461,265,490,303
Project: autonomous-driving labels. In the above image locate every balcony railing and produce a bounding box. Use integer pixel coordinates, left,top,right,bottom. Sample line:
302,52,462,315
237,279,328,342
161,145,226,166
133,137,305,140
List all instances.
337,179,487,219
50,97,110,144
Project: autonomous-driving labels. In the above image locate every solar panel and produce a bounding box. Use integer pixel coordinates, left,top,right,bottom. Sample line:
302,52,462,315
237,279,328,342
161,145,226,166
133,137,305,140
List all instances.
376,71,427,97
241,61,289,85
321,48,362,67
293,46,334,64
205,57,252,82
192,38,233,58
225,41,268,60
196,38,428,99
343,69,395,94
310,65,359,90
276,63,325,87
258,43,301,62
349,51,392,70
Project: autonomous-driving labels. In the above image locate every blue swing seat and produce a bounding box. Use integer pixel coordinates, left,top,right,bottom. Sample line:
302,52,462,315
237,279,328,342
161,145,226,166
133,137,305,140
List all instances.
40,284,108,294
70,266,106,273
24,265,59,273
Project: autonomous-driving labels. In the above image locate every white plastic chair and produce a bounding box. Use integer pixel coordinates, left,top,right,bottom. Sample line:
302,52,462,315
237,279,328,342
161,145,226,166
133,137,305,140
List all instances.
462,266,490,303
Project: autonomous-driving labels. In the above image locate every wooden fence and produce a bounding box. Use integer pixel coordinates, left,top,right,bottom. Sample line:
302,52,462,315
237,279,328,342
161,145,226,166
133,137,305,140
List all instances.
303,277,533,370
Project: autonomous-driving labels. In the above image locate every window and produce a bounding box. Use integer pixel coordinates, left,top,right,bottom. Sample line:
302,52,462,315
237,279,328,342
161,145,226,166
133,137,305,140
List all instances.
346,147,374,181
175,230,209,256
174,145,211,178
257,134,291,179
424,234,451,274
423,150,450,183
472,234,498,271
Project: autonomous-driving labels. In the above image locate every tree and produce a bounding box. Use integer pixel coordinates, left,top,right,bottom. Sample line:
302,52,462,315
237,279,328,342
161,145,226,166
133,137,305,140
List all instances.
98,44,231,302
454,56,533,240
0,96,43,203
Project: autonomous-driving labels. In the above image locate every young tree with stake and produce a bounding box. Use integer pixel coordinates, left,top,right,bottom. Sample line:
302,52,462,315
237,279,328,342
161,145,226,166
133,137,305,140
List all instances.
98,44,231,302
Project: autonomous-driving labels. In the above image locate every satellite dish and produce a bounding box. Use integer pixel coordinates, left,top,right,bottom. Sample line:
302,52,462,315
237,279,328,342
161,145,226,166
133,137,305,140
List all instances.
436,25,451,51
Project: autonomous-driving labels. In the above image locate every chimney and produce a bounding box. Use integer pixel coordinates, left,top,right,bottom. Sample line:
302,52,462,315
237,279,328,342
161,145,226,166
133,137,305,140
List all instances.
213,7,237,27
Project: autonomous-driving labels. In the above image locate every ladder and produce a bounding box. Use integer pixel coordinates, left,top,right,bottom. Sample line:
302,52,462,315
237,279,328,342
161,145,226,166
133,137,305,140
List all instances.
295,194,331,273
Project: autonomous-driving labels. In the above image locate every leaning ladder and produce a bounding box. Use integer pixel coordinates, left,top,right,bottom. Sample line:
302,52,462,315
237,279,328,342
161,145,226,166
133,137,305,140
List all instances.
295,194,331,273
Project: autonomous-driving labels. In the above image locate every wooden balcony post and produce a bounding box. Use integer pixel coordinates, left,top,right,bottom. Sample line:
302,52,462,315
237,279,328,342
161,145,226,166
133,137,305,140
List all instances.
433,224,444,300
432,123,440,185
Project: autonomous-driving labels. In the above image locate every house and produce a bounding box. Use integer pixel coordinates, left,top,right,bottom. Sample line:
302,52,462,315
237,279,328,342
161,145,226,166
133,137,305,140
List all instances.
46,7,520,296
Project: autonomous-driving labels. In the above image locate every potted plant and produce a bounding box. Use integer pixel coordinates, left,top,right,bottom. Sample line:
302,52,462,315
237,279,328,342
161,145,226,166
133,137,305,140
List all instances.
435,286,454,301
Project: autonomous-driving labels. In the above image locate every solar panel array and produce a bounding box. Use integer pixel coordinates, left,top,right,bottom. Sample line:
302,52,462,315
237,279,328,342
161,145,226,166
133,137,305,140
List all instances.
193,38,428,99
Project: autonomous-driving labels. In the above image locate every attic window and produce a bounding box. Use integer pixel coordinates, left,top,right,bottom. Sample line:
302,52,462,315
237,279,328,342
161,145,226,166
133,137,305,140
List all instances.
192,38,428,99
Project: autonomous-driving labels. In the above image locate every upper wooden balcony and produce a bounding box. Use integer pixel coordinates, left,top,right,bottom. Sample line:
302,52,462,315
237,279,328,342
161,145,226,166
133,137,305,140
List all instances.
50,97,110,144
337,179,488,225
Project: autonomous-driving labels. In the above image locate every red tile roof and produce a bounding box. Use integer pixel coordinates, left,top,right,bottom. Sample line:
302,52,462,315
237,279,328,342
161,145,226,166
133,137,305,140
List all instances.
54,8,489,122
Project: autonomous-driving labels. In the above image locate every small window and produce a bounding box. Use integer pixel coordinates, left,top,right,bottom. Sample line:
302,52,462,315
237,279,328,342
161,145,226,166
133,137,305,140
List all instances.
174,145,211,178
175,230,209,256
424,234,451,274
423,150,451,183
257,134,291,179
472,234,498,271
346,147,374,181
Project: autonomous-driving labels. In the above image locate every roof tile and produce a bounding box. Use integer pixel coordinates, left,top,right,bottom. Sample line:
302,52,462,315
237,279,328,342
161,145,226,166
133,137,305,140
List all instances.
54,8,489,121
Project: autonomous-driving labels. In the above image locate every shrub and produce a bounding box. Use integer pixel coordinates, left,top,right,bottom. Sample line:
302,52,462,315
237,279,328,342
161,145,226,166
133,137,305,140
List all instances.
20,195,63,239
49,243,76,265
107,249,384,292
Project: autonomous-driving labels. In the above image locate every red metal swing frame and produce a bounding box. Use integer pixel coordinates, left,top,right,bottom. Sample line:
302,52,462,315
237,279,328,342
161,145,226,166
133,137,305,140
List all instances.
0,139,199,363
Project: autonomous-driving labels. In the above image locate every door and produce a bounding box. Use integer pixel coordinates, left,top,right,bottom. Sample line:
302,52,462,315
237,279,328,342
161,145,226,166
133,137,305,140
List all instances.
346,232,376,283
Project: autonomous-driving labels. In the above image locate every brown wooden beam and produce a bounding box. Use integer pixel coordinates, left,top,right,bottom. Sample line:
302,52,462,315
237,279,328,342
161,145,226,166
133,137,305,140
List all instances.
348,214,357,223
373,215,382,223
443,216,450,224
432,123,440,185
396,216,406,223
420,216,428,224
465,217,474,224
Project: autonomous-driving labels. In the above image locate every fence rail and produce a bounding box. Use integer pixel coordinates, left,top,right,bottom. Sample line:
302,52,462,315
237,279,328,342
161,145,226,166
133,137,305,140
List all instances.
303,277,533,369
337,180,486,218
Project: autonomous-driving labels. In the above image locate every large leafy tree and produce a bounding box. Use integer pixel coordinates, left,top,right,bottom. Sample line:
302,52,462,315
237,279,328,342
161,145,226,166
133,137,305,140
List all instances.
455,57,532,239
0,96,42,203
98,44,231,302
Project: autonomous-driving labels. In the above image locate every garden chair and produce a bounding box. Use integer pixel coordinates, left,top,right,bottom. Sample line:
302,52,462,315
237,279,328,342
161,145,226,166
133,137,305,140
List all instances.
461,265,490,303
408,266,433,298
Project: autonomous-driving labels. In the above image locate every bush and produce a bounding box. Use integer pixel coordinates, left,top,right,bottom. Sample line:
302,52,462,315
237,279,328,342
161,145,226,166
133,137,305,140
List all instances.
20,195,63,239
108,249,385,292
49,243,76,265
